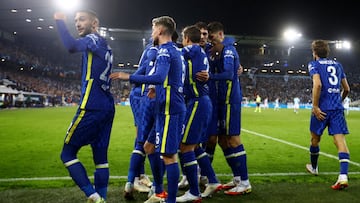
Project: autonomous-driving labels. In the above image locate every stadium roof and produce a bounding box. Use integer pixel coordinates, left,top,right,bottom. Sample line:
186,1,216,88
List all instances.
0,0,359,42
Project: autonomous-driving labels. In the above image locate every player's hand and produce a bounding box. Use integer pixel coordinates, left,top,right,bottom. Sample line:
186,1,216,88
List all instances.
109,72,130,80
312,106,326,121
54,12,66,20
147,87,156,99
210,43,224,59
196,70,209,82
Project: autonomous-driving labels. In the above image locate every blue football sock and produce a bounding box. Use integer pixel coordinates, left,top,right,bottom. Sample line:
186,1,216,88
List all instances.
310,146,320,169
166,162,180,203
234,144,248,180
128,149,145,183
178,151,186,176
94,167,109,199
148,152,163,194
67,162,95,197
339,152,350,175
195,147,218,183
180,151,199,196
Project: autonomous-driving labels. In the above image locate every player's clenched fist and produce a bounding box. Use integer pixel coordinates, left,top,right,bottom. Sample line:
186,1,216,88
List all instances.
54,12,66,20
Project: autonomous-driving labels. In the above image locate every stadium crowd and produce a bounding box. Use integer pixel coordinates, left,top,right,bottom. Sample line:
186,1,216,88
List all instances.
1,37,360,109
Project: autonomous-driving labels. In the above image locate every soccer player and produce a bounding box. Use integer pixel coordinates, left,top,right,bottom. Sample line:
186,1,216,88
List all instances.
254,94,261,112
206,21,252,195
263,97,269,109
110,16,186,203
54,10,115,203
122,41,158,200
343,96,351,115
274,97,280,111
293,96,300,114
306,40,351,190
176,25,221,202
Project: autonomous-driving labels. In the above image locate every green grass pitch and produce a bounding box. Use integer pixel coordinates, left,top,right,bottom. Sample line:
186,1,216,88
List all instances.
0,106,359,202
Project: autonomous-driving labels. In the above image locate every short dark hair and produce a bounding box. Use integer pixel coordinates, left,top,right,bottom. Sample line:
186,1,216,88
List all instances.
194,21,207,30
182,25,201,43
312,40,330,58
207,21,224,34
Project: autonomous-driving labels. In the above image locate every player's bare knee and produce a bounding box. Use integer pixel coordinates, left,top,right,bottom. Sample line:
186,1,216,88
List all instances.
227,136,241,148
179,143,195,153
162,153,177,165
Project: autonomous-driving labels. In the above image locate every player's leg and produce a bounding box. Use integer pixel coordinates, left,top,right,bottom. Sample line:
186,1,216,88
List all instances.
61,144,99,198
307,114,325,175
91,109,114,200
178,99,202,199
144,127,166,203
331,134,350,190
203,102,219,165
306,131,320,175
161,113,185,203
329,110,350,190
195,146,222,198
129,89,146,184
221,104,251,195
177,143,201,202
60,109,105,202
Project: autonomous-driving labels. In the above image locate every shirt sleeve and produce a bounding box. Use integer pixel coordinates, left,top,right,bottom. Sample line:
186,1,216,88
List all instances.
209,46,235,80
130,52,170,84
55,20,93,53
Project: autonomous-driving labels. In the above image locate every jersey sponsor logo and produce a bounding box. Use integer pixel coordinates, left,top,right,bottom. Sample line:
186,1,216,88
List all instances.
327,87,340,93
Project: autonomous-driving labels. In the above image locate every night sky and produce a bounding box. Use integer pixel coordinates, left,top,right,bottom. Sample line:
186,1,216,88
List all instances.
88,0,359,40
0,0,358,42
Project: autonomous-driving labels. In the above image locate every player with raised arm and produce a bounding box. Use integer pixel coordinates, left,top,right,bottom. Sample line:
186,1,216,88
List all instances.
110,16,186,203
306,40,351,190
54,10,115,203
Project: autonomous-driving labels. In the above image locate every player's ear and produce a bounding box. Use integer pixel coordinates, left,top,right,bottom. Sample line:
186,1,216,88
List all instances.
92,18,99,30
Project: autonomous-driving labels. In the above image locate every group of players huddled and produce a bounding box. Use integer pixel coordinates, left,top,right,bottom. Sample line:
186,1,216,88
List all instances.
54,8,351,203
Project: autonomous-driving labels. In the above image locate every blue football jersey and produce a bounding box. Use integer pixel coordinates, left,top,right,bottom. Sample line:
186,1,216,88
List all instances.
308,58,346,111
55,20,114,111
130,41,186,114
182,44,210,98
209,36,242,104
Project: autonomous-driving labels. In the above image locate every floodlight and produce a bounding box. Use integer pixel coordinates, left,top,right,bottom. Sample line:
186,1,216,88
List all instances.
283,28,302,42
54,0,81,12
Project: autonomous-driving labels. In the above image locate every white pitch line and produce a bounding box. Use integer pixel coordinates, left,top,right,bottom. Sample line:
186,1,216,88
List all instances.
1,129,359,183
2,172,360,182
242,128,360,167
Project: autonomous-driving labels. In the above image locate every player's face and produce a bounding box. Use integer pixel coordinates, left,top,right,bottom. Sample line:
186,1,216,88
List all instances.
74,12,95,37
208,31,222,45
199,28,208,47
151,24,161,46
